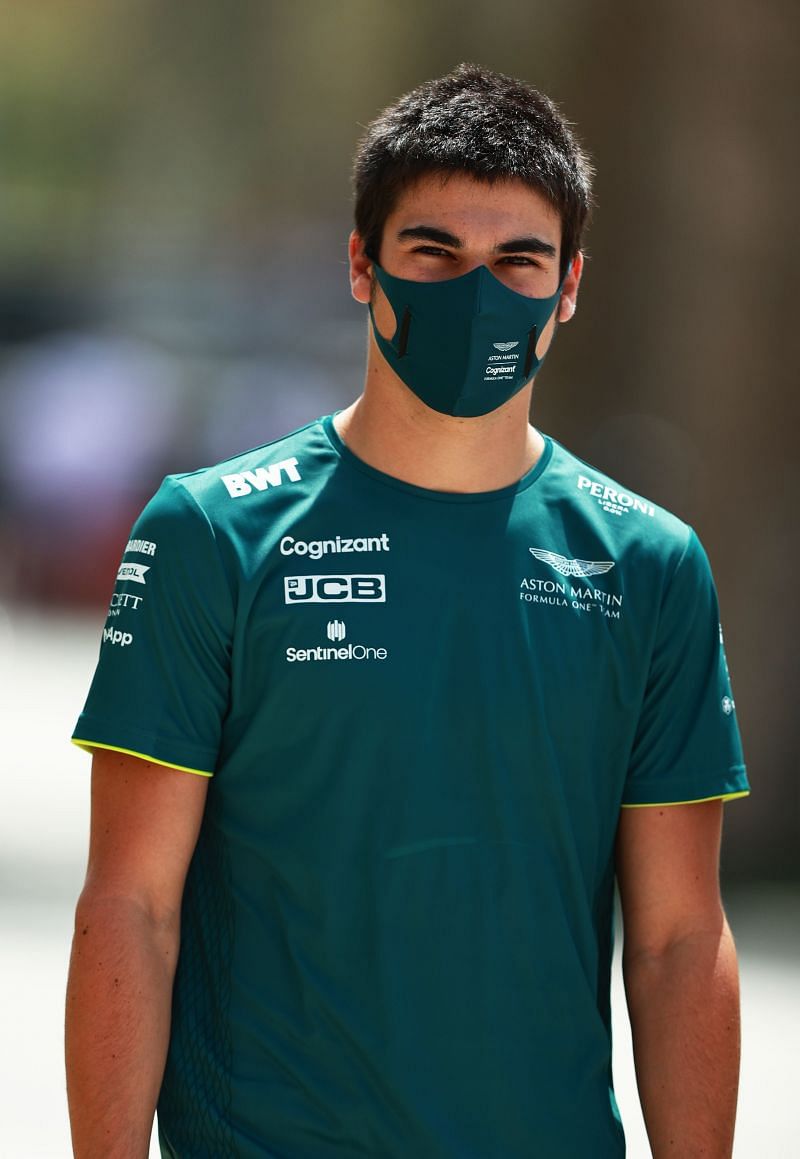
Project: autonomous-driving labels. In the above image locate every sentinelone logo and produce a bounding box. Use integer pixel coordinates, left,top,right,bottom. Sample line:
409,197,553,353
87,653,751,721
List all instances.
327,619,346,641
286,619,388,663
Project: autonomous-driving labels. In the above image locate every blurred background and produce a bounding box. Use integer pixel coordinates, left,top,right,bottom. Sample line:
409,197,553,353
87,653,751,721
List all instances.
0,1,797,1154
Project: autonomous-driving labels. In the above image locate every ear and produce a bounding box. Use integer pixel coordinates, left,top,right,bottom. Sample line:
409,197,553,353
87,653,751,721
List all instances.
557,251,584,323
349,231,373,305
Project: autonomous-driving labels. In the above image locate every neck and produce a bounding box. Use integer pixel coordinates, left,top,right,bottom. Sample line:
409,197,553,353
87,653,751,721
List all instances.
335,354,544,494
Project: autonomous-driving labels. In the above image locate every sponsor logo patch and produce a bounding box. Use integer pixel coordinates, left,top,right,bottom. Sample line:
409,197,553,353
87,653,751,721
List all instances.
484,339,521,381
107,592,144,617
576,474,655,518
280,533,390,560
125,538,157,557
521,546,623,619
327,619,346,642
719,622,731,679
286,620,388,664
284,574,386,604
103,627,134,647
116,563,150,585
221,457,301,498
529,548,615,578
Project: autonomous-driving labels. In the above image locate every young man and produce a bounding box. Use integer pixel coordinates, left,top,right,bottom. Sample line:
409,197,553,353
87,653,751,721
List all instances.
66,64,749,1157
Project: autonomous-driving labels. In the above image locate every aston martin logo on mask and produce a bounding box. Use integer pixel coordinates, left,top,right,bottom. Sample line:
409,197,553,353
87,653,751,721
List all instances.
492,341,520,352
529,549,615,578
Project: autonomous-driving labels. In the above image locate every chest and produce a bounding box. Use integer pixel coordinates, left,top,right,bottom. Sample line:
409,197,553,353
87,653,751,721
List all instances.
229,509,645,732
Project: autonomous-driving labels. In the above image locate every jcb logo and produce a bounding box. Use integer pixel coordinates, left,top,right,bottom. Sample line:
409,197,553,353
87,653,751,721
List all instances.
284,574,386,604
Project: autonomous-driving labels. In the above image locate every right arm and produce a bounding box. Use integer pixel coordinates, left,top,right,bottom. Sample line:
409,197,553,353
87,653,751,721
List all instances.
65,748,209,1159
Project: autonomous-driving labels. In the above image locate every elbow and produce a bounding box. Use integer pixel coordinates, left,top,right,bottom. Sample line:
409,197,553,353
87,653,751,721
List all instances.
73,884,181,950
622,916,739,997
622,905,730,969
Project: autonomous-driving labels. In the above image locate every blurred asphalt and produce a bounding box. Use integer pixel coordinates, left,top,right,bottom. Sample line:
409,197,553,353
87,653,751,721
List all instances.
1,607,796,1157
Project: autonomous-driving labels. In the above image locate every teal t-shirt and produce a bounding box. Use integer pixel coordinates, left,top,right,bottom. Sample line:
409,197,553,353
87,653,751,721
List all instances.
73,415,748,1158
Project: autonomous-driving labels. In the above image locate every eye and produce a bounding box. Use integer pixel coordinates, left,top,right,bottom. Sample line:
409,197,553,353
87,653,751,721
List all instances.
498,255,539,267
412,245,453,258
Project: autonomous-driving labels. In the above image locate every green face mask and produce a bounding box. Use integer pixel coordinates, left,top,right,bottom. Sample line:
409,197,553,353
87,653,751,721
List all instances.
369,262,564,418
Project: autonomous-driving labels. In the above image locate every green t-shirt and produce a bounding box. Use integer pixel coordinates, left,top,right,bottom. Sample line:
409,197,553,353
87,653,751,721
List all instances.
73,415,748,1158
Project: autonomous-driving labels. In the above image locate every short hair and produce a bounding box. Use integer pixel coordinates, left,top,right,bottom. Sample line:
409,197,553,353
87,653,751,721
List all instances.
353,63,593,279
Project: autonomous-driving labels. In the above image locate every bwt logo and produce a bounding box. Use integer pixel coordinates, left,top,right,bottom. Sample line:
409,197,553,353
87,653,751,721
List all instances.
284,574,386,604
221,457,301,498
103,627,133,647
327,619,346,641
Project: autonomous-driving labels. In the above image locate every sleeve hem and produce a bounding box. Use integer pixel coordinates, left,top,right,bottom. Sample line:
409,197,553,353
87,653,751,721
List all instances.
621,789,750,809
621,763,749,807
71,737,213,774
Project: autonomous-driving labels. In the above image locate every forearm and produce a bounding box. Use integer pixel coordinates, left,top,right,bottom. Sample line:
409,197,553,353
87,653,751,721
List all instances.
65,892,179,1159
623,918,741,1158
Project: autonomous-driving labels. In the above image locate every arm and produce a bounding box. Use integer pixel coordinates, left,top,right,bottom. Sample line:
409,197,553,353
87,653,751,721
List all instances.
65,749,209,1159
616,800,740,1158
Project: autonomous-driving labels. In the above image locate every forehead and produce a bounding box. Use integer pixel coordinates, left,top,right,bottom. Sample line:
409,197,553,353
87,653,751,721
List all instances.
385,172,562,245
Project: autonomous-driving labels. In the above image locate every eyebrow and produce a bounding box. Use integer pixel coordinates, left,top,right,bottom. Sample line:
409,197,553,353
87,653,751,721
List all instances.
496,236,557,258
397,225,557,259
397,226,463,248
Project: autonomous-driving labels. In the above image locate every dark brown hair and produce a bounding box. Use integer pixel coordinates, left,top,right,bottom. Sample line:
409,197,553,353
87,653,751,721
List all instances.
353,63,593,279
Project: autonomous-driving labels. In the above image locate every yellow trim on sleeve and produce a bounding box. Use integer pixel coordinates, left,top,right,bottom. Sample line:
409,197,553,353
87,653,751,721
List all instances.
620,790,749,809
71,738,214,778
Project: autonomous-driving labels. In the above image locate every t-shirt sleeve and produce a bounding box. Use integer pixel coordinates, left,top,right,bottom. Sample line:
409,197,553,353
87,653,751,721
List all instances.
622,528,749,807
72,476,234,775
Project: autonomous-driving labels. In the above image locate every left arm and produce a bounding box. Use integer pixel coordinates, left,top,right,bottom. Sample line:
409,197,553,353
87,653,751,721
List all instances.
616,800,741,1158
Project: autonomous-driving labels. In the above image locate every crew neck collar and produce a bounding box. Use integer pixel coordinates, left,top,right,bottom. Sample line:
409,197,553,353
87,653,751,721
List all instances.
321,413,553,505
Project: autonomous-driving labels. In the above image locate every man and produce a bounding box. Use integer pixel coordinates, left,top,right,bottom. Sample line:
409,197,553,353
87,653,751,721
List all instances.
66,64,749,1157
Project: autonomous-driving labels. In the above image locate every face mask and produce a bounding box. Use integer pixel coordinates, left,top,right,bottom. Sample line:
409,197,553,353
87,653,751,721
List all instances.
369,262,564,418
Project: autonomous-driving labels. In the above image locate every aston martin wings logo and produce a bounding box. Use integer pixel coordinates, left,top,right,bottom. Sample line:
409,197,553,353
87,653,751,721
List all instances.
529,548,616,577
492,341,519,352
